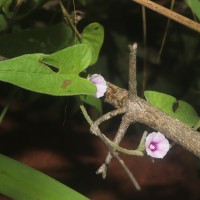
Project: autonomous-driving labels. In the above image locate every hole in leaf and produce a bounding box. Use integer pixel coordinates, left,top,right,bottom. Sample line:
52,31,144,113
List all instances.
39,58,59,73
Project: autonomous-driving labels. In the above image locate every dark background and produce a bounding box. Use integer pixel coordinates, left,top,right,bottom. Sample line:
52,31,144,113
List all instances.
0,0,200,199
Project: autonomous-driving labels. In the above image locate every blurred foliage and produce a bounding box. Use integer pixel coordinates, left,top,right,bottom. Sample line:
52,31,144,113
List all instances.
0,23,72,57
0,154,89,200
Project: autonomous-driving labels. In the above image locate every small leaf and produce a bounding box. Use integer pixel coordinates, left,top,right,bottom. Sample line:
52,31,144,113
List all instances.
144,90,176,116
81,23,104,65
80,95,102,114
144,91,200,127
173,100,200,127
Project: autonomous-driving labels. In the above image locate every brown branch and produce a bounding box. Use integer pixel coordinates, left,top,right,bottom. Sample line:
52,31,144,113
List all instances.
132,0,200,33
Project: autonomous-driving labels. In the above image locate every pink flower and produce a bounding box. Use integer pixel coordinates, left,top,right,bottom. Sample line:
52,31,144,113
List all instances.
89,74,107,98
145,132,169,159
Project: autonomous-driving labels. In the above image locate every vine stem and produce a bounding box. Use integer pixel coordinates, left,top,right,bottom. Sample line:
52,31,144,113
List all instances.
132,0,200,33
79,102,93,126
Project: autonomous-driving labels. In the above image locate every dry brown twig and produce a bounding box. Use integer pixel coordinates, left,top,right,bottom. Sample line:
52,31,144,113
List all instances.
132,0,200,33
90,43,200,190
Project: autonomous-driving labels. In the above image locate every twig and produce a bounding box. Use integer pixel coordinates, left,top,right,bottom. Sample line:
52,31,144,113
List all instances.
128,43,137,98
90,44,145,190
132,0,200,33
79,99,141,190
93,44,143,182
157,0,175,63
79,99,93,125
96,114,132,178
101,131,146,156
0,105,8,125
114,153,141,190
59,0,82,42
90,121,141,190
141,6,147,95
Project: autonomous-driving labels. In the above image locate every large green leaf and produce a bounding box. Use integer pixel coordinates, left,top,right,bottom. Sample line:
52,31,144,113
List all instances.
0,23,73,57
0,154,89,200
144,91,200,127
0,44,96,96
81,23,104,65
185,0,200,20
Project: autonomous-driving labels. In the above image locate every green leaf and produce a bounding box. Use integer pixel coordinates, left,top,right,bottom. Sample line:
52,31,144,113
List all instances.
173,100,200,127
144,91,200,127
41,43,92,74
185,0,200,20
0,23,73,57
81,23,104,65
80,95,102,114
0,154,89,200
144,90,176,116
0,44,96,96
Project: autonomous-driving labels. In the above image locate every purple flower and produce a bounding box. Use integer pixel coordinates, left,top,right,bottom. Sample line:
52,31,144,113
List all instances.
89,74,107,98
145,132,169,159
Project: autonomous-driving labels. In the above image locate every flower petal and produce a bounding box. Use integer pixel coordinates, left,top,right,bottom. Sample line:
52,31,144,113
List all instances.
145,132,170,159
89,74,107,98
